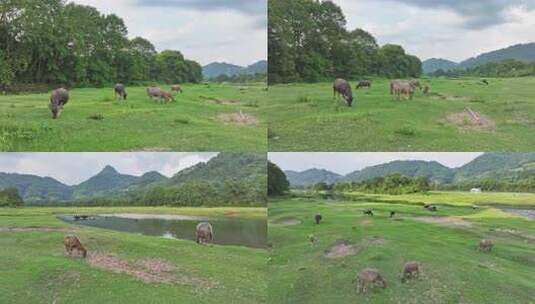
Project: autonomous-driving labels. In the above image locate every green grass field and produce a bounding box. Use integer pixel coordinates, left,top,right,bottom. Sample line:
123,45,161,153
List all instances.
0,207,267,304
267,77,535,151
0,83,267,151
268,194,535,303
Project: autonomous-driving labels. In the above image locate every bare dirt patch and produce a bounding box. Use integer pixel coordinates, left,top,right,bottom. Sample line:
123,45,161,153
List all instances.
0,227,77,233
199,95,242,105
325,241,358,259
217,112,258,126
413,216,473,227
271,217,301,226
445,110,495,132
87,254,218,288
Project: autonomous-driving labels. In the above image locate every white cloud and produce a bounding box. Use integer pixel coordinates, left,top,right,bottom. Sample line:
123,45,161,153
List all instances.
69,0,266,66
0,153,217,185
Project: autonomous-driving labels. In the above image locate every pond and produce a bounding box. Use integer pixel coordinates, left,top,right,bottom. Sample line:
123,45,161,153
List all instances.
497,208,535,220
58,214,267,249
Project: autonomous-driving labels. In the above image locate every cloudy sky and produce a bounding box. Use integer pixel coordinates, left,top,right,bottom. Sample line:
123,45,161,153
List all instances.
335,0,535,62
0,153,217,185
71,0,266,66
269,153,483,175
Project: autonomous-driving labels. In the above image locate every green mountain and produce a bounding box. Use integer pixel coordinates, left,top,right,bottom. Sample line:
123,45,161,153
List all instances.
71,166,144,199
422,58,458,74
0,172,73,203
285,169,342,187
202,60,267,79
284,153,535,188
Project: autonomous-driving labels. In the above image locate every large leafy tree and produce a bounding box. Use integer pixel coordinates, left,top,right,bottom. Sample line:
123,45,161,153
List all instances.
268,161,289,196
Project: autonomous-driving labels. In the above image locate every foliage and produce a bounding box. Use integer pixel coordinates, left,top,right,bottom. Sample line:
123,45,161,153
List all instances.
268,161,289,196
0,0,201,89
431,59,535,78
0,187,23,207
268,0,421,83
329,174,430,195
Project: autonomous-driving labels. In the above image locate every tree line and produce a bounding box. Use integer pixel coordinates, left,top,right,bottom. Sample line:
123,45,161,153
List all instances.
268,0,422,84
0,187,23,207
430,59,535,78
0,0,202,90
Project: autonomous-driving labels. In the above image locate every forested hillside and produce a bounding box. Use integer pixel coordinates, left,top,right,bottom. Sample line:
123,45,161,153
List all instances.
268,0,421,83
0,153,267,207
0,0,202,90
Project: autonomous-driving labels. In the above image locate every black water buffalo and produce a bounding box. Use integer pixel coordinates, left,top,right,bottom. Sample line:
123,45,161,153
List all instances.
196,222,214,244
356,80,372,89
114,83,127,100
363,209,374,216
333,78,354,107
315,214,322,224
49,88,69,119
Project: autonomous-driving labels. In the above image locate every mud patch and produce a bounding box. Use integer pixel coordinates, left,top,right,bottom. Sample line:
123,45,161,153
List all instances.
271,217,301,226
217,112,257,126
87,254,218,288
325,241,358,259
0,227,77,233
445,110,495,131
413,216,473,227
199,95,242,105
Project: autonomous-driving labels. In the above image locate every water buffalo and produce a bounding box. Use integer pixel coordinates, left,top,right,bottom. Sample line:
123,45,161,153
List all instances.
390,211,396,218
64,235,87,258
363,209,374,216
171,85,183,93
356,80,372,89
315,214,322,224
482,79,489,85
356,268,387,293
479,239,493,252
392,81,414,100
114,83,127,100
49,88,69,119
146,87,175,103
401,261,420,282
333,78,354,107
196,222,213,244
409,80,421,90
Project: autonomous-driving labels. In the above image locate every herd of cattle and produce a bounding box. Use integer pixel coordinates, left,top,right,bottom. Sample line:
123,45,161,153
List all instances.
48,83,184,119
333,78,431,107
63,221,214,259
310,208,494,294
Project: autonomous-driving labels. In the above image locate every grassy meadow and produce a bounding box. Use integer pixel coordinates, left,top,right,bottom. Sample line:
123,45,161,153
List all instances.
267,77,535,151
0,83,267,151
0,207,267,304
268,194,535,303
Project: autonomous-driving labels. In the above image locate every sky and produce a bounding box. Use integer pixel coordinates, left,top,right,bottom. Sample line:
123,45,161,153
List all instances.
333,0,535,62
70,0,267,66
0,153,217,185
268,152,484,175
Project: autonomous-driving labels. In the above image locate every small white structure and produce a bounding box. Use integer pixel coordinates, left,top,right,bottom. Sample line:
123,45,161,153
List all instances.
470,188,482,194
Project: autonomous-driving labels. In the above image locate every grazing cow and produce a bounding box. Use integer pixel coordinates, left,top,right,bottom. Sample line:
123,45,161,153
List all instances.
49,88,69,119
196,222,214,244
64,235,87,258
315,214,322,224
482,79,489,85
146,87,175,103
424,205,437,212
333,78,354,107
409,80,421,90
356,268,387,293
171,85,183,93
114,83,127,100
356,80,372,89
160,91,175,103
479,239,493,252
363,209,374,216
390,211,396,218
401,261,420,283
395,82,415,100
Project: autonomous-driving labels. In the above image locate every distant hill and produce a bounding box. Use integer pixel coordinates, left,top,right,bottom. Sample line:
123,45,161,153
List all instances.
0,153,266,205
285,169,343,187
422,58,458,74
423,43,535,74
202,60,267,79
283,153,535,187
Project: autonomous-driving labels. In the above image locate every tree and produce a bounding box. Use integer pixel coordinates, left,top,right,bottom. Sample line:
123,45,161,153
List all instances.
268,161,289,196
0,187,24,207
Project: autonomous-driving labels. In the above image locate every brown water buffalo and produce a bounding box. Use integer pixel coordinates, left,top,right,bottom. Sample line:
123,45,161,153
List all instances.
356,80,372,89
315,214,322,224
160,91,175,103
49,88,69,119
479,239,493,252
146,87,174,103
114,83,127,100
392,81,414,100
401,261,420,282
333,78,354,107
171,85,183,93
356,268,387,293
196,222,213,244
409,79,421,90
64,235,87,258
